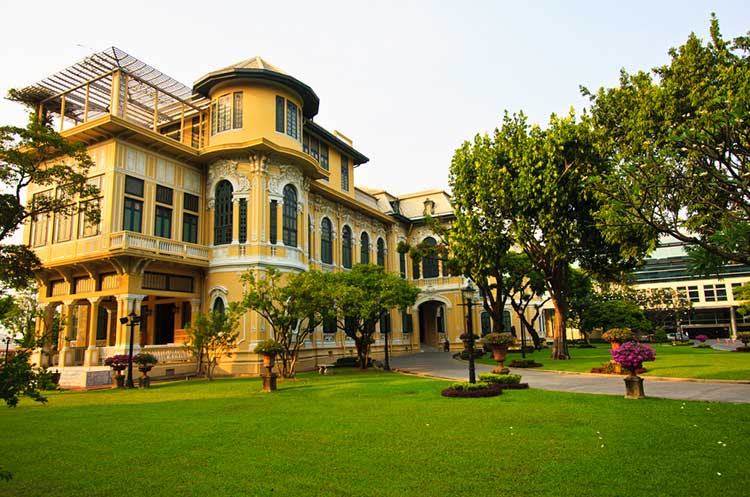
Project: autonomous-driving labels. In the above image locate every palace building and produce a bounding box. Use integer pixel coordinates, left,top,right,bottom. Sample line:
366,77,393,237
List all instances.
16,48,544,387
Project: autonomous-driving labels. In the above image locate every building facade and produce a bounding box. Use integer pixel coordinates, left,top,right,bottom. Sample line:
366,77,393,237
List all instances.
16,48,542,387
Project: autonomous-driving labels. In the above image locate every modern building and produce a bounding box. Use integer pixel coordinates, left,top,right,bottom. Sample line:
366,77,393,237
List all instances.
15,48,543,387
629,237,750,338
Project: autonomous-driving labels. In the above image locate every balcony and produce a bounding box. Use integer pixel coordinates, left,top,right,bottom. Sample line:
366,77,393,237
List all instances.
34,231,209,266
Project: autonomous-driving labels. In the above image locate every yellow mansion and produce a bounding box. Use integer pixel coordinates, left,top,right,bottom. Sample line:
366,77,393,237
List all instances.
15,48,542,387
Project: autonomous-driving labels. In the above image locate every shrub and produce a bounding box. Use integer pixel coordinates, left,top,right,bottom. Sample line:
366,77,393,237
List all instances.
454,350,485,360
253,340,284,356
602,328,634,343
611,341,656,374
459,333,480,341
694,343,712,349
132,353,157,366
653,328,668,343
335,356,374,368
441,382,502,398
481,333,516,347
509,358,543,368
478,373,522,385
737,332,750,346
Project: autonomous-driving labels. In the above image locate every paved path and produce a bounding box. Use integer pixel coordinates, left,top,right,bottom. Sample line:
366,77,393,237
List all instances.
391,352,750,404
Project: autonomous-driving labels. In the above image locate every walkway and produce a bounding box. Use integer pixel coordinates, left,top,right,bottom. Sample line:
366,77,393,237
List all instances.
390,352,750,404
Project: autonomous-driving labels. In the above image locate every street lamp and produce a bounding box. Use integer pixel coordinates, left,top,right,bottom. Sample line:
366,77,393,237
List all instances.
119,311,141,388
461,281,477,384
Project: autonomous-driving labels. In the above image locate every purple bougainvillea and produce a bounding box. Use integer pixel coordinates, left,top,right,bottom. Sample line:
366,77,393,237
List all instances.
695,334,708,343
611,341,655,375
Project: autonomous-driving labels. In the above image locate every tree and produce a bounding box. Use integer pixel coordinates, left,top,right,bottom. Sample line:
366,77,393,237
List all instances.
0,112,100,290
328,264,419,369
240,268,332,378
580,298,652,338
504,252,549,348
454,112,646,359
585,15,750,271
566,268,596,343
184,306,241,380
449,135,515,334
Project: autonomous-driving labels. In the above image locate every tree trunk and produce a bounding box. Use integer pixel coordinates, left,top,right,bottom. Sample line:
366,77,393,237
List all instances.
550,295,569,359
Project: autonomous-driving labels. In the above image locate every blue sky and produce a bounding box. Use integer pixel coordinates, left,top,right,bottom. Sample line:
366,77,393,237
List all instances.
1,0,748,194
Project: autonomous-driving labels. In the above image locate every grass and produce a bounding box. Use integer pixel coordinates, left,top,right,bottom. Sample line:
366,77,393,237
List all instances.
477,344,750,380
2,372,750,497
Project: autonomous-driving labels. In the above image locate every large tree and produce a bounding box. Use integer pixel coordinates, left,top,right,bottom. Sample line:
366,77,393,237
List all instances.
240,268,332,378
452,112,647,359
449,134,515,333
585,16,750,271
0,111,99,290
504,252,549,348
328,264,419,369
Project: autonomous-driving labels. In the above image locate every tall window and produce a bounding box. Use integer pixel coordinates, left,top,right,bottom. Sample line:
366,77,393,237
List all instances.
481,312,492,335
377,238,386,267
380,313,391,335
54,211,73,243
276,96,285,132
360,232,370,264
239,198,247,244
342,226,352,268
422,237,439,278
321,217,333,264
399,252,407,279
211,92,242,135
79,198,101,238
213,298,225,314
287,101,299,140
154,185,173,239
154,206,172,238
282,184,298,247
269,200,278,244
308,214,312,257
123,176,144,233
401,308,412,333
323,315,337,334
320,143,329,171
213,180,233,245
183,192,199,244
341,156,349,191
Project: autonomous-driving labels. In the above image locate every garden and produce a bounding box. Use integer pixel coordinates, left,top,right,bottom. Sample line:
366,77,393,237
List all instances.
1,371,749,497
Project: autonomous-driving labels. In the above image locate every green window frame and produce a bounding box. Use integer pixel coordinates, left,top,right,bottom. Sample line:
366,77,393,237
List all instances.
154,205,172,239
123,197,143,232
183,213,198,244
321,217,333,264
269,200,278,245
276,96,285,132
342,225,352,268
287,100,299,139
360,232,370,264
341,156,349,191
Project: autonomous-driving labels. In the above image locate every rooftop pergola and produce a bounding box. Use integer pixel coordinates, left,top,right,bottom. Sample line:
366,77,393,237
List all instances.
14,47,210,147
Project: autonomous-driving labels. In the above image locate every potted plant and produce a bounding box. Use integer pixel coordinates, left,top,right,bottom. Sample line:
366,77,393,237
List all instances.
104,354,130,388
133,352,158,388
602,327,634,350
459,332,479,346
481,332,516,373
694,334,711,348
254,339,284,368
611,341,656,399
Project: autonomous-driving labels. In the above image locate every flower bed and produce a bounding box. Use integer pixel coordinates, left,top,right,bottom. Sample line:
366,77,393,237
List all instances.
478,372,530,390
510,358,543,368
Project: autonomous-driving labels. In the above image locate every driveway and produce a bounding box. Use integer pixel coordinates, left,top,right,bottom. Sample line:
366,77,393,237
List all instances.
390,352,750,404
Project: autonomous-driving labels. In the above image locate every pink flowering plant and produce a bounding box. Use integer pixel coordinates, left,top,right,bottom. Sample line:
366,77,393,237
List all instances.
695,334,708,343
104,354,130,370
611,341,655,375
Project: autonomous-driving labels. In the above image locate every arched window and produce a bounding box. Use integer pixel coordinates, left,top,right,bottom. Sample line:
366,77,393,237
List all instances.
282,184,298,247
213,297,225,314
321,217,333,264
422,237,439,278
360,232,370,264
377,238,386,267
214,180,233,245
481,312,492,336
342,225,352,269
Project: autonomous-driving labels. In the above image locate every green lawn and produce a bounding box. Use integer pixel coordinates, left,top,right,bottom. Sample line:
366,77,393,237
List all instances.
477,344,750,380
2,372,749,497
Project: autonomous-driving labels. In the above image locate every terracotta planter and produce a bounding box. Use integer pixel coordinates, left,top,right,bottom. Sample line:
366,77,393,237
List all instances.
112,373,125,389
623,374,645,399
262,354,274,368
490,345,510,374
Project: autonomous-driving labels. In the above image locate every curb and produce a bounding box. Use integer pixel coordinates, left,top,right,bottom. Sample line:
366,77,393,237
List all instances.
508,367,750,384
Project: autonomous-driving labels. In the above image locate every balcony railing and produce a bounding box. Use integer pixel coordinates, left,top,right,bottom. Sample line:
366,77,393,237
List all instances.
34,231,209,264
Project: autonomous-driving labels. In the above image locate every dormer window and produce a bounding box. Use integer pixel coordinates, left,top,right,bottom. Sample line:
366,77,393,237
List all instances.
423,198,435,216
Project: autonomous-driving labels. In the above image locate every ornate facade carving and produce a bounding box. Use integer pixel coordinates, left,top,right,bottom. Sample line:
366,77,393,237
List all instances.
207,159,251,202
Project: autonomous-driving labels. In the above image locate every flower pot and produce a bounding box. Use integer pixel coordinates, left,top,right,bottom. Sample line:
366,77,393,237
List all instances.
262,354,274,368
490,345,509,374
113,373,125,389
623,374,645,399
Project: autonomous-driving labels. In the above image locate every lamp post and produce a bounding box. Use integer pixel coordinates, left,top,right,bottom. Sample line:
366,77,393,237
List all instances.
383,317,391,371
461,281,477,384
119,311,141,389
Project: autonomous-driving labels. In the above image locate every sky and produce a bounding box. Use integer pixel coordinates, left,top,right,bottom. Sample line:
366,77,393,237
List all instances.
1,0,749,196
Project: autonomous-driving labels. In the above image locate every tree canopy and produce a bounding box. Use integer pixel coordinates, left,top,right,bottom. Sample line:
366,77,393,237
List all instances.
0,113,99,290
327,264,419,369
585,15,750,272
241,268,332,377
